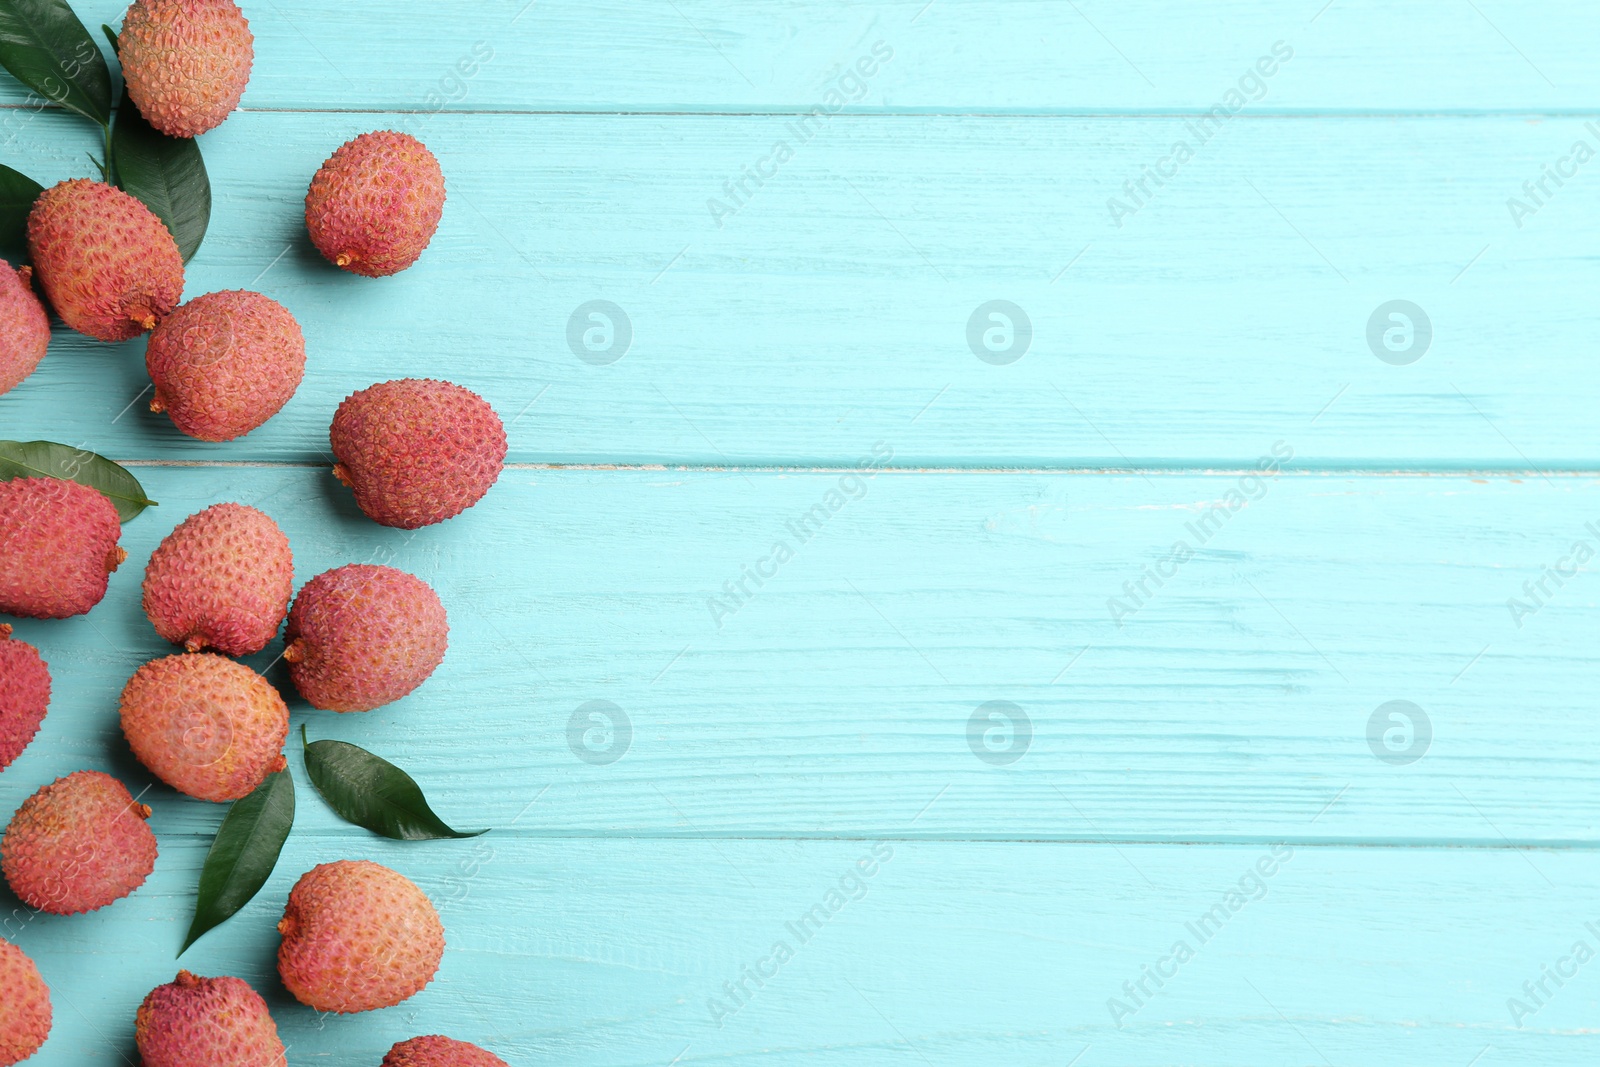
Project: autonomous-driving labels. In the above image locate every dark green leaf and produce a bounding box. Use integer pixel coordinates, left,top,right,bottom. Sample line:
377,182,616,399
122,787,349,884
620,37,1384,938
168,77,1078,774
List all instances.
0,0,112,125
181,771,295,955
0,162,41,261
303,726,487,841
111,88,208,262
0,440,155,521
100,23,115,55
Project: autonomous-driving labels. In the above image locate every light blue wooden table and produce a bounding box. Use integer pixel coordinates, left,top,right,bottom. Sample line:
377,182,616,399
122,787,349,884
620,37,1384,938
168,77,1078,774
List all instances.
3,1,1599,1063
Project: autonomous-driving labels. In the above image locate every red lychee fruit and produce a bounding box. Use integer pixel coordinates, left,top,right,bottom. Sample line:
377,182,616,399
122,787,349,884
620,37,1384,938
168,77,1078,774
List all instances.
1,770,157,915
283,565,448,712
277,860,444,1013
146,290,306,442
0,626,49,772
0,478,126,619
304,131,445,277
142,503,294,655
26,179,183,341
119,0,254,138
330,379,506,528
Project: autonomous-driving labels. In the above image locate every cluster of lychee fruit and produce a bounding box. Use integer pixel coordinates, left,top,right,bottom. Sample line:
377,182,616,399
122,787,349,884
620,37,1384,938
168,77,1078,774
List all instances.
0,1,516,1064
1,10,448,421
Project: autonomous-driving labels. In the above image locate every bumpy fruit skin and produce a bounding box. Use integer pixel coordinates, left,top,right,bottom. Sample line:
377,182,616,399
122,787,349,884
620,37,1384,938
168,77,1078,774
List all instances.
146,291,306,441
0,478,126,619
135,971,285,1067
27,180,184,341
0,261,48,397
0,626,49,772
283,565,448,712
382,1036,508,1067
331,379,506,528
142,504,293,655
120,0,254,138
277,860,444,1013
304,131,445,277
0,940,50,1066
1,770,157,915
120,654,289,802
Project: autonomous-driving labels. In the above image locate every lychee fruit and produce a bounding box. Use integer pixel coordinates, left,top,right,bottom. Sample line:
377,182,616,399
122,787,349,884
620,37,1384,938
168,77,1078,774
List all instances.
142,504,293,655
119,654,289,802
119,0,254,139
0,626,49,773
146,290,306,441
0,261,48,397
277,860,444,1014
26,179,184,341
382,1036,508,1067
331,379,506,528
0,940,50,1066
304,131,445,277
135,971,285,1067
283,565,448,712
0,477,126,619
1,770,157,915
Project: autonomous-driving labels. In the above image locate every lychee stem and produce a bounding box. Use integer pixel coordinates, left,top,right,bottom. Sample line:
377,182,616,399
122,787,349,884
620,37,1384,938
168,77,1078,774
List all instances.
0,623,10,640
331,464,353,487
183,634,207,653
175,970,199,988
282,639,305,664
150,391,168,414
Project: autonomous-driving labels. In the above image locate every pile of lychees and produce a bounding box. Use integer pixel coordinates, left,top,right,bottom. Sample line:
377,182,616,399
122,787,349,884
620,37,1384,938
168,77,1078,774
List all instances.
0,2,514,1064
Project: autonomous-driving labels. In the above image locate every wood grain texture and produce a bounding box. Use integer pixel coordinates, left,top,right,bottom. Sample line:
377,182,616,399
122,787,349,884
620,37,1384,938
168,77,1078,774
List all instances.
0,0,1594,113
6,837,1598,1065
5,467,1596,845
0,1,1591,1063
3,109,1598,466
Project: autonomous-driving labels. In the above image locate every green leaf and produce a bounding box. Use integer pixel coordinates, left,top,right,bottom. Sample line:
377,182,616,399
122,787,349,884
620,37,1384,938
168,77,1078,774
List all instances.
0,440,155,522
302,726,487,841
99,23,115,55
181,771,295,955
0,0,112,126
0,162,41,261
111,88,208,262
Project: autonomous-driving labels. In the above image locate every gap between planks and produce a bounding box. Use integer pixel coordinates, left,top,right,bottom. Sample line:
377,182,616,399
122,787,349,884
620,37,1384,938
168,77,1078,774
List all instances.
149,829,1600,850
7,103,1600,119
111,460,1597,477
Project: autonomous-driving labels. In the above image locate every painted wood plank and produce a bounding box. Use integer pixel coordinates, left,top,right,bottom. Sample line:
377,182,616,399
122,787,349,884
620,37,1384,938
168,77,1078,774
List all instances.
0,1,1593,114
6,835,1597,1065
3,108,1597,467
5,465,1597,844
0,4,1585,1067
